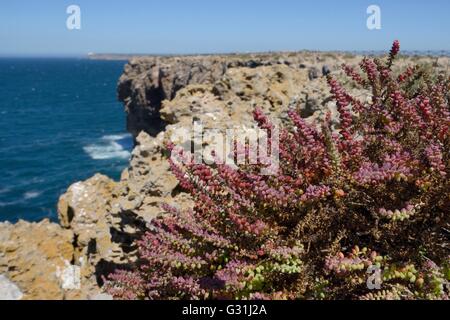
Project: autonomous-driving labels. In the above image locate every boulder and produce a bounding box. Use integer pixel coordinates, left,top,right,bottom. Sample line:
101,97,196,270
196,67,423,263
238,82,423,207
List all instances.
57,174,124,289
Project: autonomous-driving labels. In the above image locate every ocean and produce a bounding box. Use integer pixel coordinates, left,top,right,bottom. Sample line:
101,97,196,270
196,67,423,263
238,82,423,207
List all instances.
0,58,132,222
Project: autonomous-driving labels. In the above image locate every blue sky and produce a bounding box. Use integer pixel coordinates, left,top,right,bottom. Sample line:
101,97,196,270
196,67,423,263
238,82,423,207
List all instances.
1,0,449,56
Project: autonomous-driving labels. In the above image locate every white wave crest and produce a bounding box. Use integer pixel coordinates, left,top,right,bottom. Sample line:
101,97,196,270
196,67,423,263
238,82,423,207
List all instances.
24,191,41,200
83,134,131,160
101,134,130,141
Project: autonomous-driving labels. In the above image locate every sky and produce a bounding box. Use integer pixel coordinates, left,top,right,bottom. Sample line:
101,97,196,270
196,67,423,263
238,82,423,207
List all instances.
0,0,449,56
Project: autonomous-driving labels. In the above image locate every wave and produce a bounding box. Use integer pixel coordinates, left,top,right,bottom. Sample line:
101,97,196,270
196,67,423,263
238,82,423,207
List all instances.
0,198,25,207
0,190,43,207
83,133,132,160
23,191,41,200
102,134,130,141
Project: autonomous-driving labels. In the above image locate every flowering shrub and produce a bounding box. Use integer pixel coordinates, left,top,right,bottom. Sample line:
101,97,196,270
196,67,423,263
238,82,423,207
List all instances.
106,41,449,300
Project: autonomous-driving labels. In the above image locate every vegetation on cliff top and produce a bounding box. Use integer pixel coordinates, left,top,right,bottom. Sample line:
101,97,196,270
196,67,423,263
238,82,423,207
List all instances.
106,41,450,300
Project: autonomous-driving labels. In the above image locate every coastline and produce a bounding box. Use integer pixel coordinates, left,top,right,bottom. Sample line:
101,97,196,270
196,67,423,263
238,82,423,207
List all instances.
87,50,450,61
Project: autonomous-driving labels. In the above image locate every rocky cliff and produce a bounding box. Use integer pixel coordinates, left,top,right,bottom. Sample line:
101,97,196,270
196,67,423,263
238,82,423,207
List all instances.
1,52,449,299
117,52,350,139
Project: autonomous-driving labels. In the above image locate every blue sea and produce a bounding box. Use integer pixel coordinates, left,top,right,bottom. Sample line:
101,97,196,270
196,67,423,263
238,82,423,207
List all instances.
0,58,132,222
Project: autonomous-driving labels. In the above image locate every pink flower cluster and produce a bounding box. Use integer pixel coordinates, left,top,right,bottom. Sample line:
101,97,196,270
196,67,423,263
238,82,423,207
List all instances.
360,58,378,84
425,144,446,176
389,40,400,61
378,203,416,221
325,247,380,276
353,152,415,185
342,64,366,86
300,185,331,202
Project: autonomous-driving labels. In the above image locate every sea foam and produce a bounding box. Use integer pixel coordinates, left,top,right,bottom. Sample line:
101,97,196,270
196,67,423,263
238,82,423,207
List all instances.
23,191,41,200
83,134,132,160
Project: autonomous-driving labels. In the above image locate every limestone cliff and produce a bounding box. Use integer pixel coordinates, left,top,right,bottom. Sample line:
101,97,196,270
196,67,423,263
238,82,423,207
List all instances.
1,52,449,299
117,52,351,139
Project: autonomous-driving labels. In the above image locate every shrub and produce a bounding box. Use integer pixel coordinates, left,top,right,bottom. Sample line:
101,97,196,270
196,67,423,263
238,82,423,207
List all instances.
106,41,449,300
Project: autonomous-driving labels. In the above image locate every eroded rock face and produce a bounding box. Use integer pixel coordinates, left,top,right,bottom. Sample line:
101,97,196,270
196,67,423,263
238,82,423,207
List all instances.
0,220,80,299
57,174,123,291
161,64,313,128
118,131,193,222
117,52,350,140
118,56,229,138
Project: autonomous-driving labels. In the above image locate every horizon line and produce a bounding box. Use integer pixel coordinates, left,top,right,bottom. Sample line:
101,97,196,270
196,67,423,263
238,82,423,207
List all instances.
1,48,450,59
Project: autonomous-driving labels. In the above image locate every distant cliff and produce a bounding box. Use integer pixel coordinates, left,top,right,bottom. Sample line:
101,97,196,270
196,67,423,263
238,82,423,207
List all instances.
116,52,347,139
